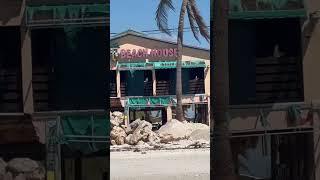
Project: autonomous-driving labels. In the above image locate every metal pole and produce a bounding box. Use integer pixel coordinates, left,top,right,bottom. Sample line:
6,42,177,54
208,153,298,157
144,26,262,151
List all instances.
56,116,61,180
91,114,94,137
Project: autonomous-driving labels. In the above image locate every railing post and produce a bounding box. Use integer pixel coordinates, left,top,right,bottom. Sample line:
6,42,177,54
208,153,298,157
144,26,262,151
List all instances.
116,70,121,97
152,69,157,96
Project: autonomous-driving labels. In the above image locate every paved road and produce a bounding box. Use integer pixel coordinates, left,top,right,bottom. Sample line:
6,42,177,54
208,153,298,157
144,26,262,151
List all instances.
110,149,210,180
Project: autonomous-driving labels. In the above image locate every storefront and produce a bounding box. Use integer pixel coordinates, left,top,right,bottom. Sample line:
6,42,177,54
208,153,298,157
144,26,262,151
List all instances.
110,30,210,126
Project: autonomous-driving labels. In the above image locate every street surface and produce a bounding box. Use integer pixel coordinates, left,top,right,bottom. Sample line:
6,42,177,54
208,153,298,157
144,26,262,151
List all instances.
110,148,210,180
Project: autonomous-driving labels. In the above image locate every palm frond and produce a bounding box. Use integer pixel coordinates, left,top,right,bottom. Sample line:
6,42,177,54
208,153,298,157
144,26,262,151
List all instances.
186,1,200,42
188,0,210,42
155,0,175,35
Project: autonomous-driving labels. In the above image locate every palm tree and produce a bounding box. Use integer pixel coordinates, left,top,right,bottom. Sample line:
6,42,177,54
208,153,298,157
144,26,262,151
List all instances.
212,0,238,179
155,0,209,122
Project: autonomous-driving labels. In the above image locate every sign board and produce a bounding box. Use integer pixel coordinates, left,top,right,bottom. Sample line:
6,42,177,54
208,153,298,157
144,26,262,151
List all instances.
110,47,178,61
120,48,178,59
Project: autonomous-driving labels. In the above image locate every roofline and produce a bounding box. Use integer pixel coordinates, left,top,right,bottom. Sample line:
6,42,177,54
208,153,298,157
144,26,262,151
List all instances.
110,32,210,52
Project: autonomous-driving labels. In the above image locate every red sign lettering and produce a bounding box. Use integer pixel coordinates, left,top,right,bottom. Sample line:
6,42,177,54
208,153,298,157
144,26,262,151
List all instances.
119,48,178,59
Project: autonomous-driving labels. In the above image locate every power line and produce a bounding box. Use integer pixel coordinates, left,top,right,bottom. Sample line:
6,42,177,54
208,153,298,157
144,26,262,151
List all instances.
110,26,210,35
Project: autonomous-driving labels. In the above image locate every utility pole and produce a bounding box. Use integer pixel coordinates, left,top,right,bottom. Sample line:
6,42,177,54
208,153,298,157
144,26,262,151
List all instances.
212,0,237,179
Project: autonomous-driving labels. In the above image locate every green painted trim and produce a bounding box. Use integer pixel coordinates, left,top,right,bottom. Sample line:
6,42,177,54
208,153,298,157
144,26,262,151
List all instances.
116,60,207,70
26,3,108,21
127,96,176,108
229,9,307,19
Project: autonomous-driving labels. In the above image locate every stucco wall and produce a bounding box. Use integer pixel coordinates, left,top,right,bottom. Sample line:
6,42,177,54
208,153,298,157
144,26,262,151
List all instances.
303,0,320,103
0,0,23,26
111,34,211,96
113,35,209,61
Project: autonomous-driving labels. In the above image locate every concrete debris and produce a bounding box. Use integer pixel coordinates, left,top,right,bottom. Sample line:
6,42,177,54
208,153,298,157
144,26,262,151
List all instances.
148,131,161,144
158,133,176,143
25,163,46,180
111,140,117,146
7,158,39,174
189,129,210,141
110,111,210,148
128,119,142,130
110,126,127,145
0,158,7,180
3,172,13,180
185,123,210,137
0,159,45,180
110,111,125,128
157,119,189,140
125,120,153,145
13,174,26,180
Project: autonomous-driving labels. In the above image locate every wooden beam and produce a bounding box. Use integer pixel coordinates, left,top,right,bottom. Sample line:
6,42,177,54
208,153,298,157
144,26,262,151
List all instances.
21,27,34,114
152,69,156,96
116,70,121,97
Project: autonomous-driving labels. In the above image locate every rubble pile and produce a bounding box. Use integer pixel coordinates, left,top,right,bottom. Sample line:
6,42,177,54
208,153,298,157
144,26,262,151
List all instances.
0,158,45,180
110,111,210,147
110,112,160,146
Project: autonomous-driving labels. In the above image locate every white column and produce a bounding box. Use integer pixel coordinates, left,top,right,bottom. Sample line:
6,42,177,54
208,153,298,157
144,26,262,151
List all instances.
21,27,34,114
116,70,121,97
207,97,211,126
166,106,173,121
152,69,156,96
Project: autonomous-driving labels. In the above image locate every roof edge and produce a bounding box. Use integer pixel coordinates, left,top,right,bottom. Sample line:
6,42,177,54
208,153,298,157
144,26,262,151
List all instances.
110,30,210,52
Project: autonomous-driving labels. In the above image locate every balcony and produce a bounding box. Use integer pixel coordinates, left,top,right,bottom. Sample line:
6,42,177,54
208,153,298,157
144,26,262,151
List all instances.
25,3,108,27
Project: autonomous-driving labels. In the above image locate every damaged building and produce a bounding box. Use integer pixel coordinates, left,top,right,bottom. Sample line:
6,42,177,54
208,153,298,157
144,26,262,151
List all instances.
110,30,210,128
214,0,320,179
0,0,108,180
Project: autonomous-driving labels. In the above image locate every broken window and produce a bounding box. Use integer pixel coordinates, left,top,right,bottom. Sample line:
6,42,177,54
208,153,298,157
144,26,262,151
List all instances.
120,70,153,96
31,27,107,111
0,27,22,112
229,18,304,105
156,69,176,95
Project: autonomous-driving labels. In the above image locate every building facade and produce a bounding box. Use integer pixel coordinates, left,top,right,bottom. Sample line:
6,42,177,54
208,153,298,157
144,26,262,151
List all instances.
110,30,210,127
0,1,108,180
214,0,320,179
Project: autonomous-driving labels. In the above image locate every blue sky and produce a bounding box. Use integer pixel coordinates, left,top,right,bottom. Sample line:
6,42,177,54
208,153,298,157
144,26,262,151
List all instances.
110,0,210,49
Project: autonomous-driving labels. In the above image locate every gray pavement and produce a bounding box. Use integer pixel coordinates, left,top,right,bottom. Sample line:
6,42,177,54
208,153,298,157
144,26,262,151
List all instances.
110,149,210,180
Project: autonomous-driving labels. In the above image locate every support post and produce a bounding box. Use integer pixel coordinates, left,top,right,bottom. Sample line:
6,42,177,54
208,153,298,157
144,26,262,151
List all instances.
166,106,173,121
313,111,320,180
152,69,156,96
207,97,211,126
124,106,130,126
21,27,34,114
56,116,62,180
116,70,121,97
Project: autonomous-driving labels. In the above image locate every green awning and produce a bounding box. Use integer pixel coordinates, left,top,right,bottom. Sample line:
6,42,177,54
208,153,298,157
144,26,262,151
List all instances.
229,0,306,19
59,114,108,154
115,60,206,70
229,9,307,19
127,96,176,108
153,60,206,69
117,62,154,70
26,3,108,26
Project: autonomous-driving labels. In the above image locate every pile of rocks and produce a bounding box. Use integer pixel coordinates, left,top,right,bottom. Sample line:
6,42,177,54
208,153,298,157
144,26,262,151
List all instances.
110,111,210,147
0,158,45,180
110,111,160,146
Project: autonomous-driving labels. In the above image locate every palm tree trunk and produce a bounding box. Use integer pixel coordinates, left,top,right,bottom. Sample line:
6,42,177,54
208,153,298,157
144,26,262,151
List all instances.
212,0,238,179
176,0,188,122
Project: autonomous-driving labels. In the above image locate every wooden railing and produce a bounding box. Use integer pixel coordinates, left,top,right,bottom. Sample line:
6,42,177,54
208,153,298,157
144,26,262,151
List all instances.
0,68,22,112
32,67,49,111
254,57,303,104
